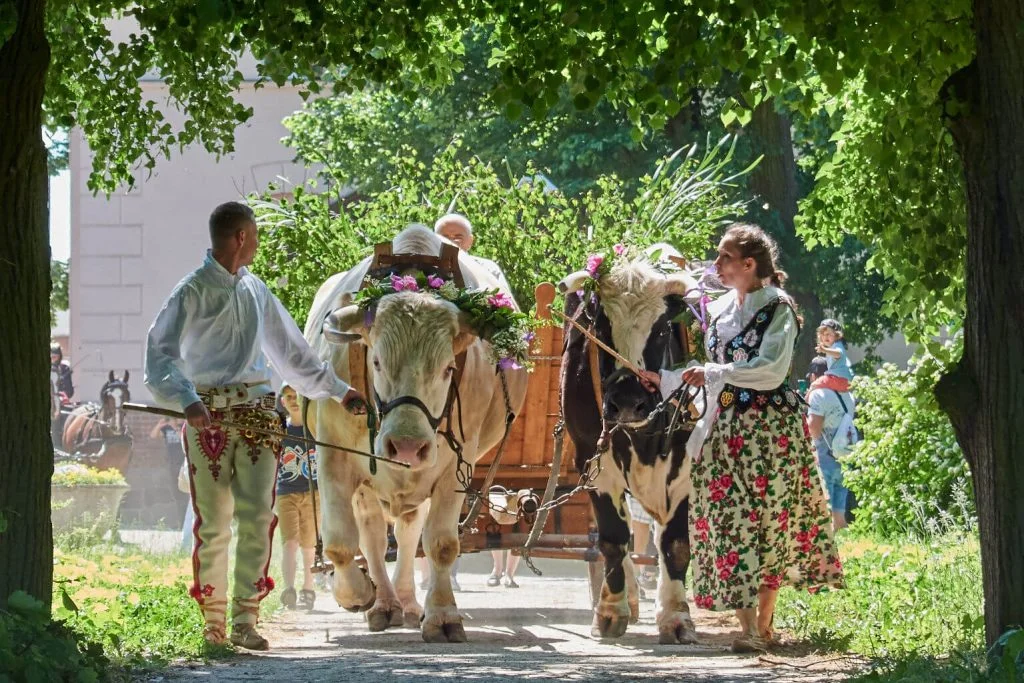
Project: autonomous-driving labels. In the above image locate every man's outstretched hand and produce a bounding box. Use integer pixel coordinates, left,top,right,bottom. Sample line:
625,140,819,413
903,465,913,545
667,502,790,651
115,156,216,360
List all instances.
184,400,213,430
338,388,368,415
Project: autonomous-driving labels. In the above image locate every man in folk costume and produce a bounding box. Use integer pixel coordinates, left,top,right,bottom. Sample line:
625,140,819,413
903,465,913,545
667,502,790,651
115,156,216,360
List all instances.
145,201,366,650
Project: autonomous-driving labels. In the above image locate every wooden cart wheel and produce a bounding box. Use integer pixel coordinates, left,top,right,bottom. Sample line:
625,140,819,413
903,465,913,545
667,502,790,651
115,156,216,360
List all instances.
587,557,605,608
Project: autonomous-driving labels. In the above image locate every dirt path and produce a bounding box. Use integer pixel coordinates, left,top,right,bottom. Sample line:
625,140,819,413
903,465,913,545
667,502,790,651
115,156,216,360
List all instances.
152,561,863,682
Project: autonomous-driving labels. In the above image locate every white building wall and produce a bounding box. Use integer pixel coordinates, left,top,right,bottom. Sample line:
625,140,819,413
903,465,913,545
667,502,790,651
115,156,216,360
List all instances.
69,83,312,404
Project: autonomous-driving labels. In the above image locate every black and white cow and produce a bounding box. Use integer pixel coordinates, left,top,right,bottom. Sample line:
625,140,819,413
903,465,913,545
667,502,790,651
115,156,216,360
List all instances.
559,248,701,644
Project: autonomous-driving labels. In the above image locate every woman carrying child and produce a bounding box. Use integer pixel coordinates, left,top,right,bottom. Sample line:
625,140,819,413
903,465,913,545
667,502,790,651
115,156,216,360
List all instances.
641,223,844,652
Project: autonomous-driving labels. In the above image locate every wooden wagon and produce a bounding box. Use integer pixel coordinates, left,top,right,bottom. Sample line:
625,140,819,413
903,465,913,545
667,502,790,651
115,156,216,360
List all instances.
456,282,656,605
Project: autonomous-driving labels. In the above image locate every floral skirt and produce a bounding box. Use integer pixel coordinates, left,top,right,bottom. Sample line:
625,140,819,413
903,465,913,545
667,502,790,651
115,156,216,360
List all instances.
690,405,845,611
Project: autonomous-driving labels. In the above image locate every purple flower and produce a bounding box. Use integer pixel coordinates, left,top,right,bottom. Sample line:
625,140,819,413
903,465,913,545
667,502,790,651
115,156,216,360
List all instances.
522,331,536,343
585,253,605,277
498,357,522,370
390,274,419,292
613,244,626,256
703,264,718,277
427,275,445,289
487,292,515,309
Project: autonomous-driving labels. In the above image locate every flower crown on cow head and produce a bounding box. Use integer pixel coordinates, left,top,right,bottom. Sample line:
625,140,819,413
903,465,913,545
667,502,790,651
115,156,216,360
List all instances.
352,272,536,370
561,243,719,331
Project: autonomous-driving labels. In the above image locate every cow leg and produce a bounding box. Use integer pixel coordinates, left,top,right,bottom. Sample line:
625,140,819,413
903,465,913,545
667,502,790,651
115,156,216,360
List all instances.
590,488,632,639
655,500,698,645
393,502,427,627
321,479,375,613
421,475,466,643
625,553,640,624
354,488,403,631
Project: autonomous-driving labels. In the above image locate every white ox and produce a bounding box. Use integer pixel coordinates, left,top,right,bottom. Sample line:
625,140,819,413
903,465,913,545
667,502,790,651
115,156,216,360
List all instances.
302,224,527,642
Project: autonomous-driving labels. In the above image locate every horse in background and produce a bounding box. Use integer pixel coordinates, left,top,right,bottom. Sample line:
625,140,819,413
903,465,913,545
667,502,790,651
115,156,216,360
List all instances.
60,371,134,472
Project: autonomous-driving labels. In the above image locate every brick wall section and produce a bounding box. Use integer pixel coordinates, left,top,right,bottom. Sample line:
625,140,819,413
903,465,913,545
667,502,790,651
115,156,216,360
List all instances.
119,412,189,529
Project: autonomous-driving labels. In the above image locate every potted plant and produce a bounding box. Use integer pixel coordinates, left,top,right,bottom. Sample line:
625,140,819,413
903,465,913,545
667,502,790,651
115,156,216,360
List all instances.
51,464,129,535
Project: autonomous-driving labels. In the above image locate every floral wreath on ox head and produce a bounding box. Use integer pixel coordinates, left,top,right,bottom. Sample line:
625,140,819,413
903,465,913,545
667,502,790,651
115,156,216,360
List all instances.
352,271,536,370
575,243,719,332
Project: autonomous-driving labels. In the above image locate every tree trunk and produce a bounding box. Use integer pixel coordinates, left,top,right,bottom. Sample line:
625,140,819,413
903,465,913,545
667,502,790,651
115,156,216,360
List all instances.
745,97,817,373
0,0,53,609
936,0,1024,647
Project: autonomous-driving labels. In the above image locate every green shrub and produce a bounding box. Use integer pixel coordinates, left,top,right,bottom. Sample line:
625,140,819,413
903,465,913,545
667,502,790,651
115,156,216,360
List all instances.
0,591,108,682
52,464,127,488
844,341,974,537
251,136,751,326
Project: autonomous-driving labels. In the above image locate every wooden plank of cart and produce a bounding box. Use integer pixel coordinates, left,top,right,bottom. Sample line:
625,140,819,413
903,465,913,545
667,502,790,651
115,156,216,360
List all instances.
457,282,657,606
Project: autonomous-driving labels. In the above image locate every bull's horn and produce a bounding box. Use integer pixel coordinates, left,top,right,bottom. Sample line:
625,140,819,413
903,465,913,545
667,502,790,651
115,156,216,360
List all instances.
558,270,593,294
324,304,366,345
665,271,701,301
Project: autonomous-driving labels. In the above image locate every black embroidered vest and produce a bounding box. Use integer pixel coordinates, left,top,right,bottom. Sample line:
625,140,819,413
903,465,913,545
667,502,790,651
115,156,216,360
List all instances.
707,297,801,414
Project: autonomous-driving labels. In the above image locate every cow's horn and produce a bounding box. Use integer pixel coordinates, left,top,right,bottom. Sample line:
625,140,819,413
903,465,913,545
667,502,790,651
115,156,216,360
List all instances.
324,304,367,344
665,271,701,301
558,270,593,294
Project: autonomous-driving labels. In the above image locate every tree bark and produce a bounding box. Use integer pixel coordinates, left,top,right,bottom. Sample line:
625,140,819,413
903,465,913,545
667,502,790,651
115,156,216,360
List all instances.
0,0,53,609
745,97,818,374
936,0,1024,646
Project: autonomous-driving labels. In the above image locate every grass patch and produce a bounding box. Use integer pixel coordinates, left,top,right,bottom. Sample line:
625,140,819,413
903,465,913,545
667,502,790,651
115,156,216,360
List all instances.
777,530,984,658
48,530,289,677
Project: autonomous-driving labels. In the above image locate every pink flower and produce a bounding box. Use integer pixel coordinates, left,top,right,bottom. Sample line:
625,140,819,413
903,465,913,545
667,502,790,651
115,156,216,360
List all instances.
778,435,790,449
715,556,726,570
719,568,733,581
801,542,813,553
427,275,445,289
796,531,809,543
778,509,790,523
390,274,419,292
487,292,515,309
755,475,768,490
710,489,726,503
810,524,820,537
719,474,733,490
695,594,714,609
726,551,739,567
762,574,782,590
585,253,604,276
613,243,626,256
694,517,709,532
727,436,745,456
748,510,759,522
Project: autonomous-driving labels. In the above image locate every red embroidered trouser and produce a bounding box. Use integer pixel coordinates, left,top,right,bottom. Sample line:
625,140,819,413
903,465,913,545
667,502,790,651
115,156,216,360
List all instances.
184,404,281,627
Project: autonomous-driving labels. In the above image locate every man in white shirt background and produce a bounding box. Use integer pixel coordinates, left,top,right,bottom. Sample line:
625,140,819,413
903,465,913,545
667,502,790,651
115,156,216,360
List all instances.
145,201,365,650
805,357,856,531
433,213,513,294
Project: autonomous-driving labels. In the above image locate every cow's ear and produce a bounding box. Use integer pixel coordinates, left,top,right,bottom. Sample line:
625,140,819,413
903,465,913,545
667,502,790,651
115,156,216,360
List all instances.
452,310,478,356
453,331,476,357
558,270,592,295
665,272,700,301
324,305,367,345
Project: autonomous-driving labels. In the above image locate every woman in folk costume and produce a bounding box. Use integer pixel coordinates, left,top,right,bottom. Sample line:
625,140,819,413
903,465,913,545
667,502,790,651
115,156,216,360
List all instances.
642,223,844,652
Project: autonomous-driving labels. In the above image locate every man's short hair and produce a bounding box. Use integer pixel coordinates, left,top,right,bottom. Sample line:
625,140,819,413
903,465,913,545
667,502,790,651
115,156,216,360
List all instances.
807,356,828,379
209,201,256,246
434,213,472,234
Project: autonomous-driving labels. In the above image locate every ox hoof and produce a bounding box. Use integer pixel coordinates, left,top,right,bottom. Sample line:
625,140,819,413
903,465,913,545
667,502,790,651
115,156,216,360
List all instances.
657,612,699,645
591,613,629,639
342,592,376,613
628,598,640,624
365,600,404,631
403,609,423,629
422,621,467,643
